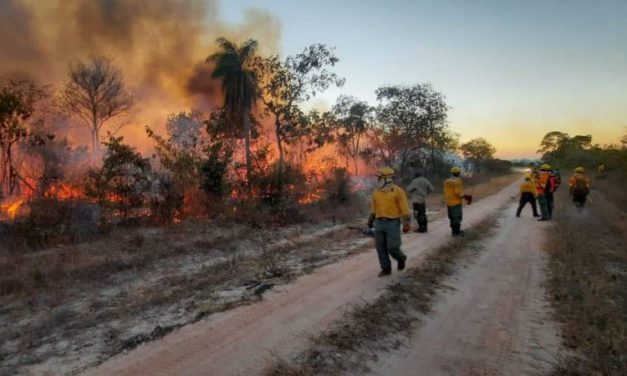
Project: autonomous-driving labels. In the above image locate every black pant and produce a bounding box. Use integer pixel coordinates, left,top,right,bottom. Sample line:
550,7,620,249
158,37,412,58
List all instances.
516,193,538,217
573,193,587,207
412,202,427,231
545,192,554,218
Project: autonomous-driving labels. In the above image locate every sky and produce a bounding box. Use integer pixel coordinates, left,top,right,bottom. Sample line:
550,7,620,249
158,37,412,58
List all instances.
219,0,626,159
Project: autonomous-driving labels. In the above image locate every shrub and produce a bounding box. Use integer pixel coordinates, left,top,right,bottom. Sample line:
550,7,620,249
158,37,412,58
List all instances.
1,198,101,251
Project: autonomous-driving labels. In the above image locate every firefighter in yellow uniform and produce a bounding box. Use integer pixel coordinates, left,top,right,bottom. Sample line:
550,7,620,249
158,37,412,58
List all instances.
516,176,539,217
569,167,591,208
367,167,411,277
443,166,466,236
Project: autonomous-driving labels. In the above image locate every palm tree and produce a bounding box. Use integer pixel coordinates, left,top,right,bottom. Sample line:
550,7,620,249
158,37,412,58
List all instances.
207,37,259,182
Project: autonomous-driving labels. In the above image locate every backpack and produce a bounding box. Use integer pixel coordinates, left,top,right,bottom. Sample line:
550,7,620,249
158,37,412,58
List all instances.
573,177,588,195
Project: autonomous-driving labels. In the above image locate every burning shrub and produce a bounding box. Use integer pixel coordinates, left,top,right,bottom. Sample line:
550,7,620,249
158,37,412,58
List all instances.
322,167,353,204
85,136,152,217
247,163,306,225
201,141,233,201
1,198,101,251
148,171,184,224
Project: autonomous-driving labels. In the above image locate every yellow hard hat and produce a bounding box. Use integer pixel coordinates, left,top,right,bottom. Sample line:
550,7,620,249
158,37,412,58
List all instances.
540,163,551,171
377,167,395,177
574,166,585,173
450,166,462,174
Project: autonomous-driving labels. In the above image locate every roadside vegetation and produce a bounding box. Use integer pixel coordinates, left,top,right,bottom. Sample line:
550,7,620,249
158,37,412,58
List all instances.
538,130,627,375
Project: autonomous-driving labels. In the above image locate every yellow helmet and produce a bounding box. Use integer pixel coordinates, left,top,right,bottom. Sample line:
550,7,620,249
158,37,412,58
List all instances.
450,166,462,174
574,166,585,173
377,167,395,177
540,163,551,171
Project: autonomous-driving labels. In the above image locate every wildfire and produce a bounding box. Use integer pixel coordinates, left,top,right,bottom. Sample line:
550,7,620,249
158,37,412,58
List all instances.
0,197,27,220
298,188,325,205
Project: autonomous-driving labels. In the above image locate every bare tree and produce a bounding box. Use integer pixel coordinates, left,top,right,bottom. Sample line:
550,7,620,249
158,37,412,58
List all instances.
62,56,134,159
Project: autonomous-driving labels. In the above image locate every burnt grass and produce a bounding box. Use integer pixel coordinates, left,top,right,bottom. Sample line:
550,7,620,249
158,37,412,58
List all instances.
265,215,499,376
546,188,627,375
0,221,371,375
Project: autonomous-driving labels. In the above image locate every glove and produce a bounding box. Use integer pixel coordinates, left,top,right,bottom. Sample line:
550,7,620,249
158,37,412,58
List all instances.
402,223,410,233
367,213,375,229
462,194,473,205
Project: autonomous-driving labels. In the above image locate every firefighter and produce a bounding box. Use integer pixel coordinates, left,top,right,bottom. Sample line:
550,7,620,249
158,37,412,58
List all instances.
536,164,554,221
406,171,434,233
443,166,468,236
569,167,591,208
367,167,411,277
516,176,539,217
546,169,558,218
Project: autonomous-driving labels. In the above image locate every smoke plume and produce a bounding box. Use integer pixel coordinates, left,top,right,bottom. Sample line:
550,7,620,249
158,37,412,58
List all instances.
0,0,281,149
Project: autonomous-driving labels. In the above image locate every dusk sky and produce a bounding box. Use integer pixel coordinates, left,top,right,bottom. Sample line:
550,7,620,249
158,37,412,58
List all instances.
221,0,626,159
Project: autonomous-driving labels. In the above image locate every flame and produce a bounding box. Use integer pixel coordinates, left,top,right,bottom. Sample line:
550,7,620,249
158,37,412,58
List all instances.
1,197,26,220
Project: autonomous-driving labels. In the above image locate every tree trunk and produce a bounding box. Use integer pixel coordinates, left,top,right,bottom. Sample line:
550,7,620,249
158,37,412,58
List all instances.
274,115,284,168
91,113,99,162
243,111,252,183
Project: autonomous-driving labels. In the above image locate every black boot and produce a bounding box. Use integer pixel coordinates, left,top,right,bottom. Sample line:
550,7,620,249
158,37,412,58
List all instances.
398,257,406,271
378,268,392,277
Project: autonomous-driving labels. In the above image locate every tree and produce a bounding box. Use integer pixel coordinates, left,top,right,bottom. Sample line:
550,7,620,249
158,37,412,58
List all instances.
459,137,496,171
537,131,569,160
207,38,259,182
0,75,47,197
332,96,372,175
85,136,151,217
62,56,134,159
254,44,344,166
368,84,452,179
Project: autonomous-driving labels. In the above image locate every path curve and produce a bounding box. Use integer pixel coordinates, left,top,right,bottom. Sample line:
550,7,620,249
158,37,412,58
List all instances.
84,181,520,376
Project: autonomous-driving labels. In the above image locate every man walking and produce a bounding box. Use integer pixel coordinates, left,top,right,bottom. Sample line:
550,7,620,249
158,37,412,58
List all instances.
569,166,591,208
443,166,467,236
367,167,411,277
406,171,434,233
536,164,554,221
516,176,539,217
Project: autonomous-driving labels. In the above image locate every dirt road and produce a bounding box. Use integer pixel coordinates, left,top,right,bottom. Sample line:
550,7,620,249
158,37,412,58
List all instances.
84,181,520,376
365,201,562,375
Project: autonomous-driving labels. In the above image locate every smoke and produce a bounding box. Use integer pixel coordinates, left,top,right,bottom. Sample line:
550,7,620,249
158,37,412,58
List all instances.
0,0,281,150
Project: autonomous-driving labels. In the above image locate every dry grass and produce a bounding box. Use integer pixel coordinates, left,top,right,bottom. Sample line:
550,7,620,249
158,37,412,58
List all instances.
546,188,627,375
265,215,499,375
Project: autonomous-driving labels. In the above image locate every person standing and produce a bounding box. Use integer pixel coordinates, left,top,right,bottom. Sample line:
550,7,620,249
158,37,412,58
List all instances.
536,164,554,221
569,167,591,208
516,176,539,217
367,167,411,277
406,171,434,233
443,166,467,236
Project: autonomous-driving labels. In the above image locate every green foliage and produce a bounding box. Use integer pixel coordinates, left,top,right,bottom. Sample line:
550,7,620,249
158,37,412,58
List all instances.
249,162,306,225
86,136,152,217
200,142,232,198
460,137,496,171
207,37,259,180
368,83,453,179
333,96,372,175
254,44,344,164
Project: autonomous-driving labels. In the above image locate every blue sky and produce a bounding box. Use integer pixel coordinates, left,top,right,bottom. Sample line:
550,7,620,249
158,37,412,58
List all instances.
220,0,627,158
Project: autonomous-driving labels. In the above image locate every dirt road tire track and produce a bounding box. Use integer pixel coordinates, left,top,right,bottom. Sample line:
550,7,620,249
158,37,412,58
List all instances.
365,201,562,376
83,181,520,376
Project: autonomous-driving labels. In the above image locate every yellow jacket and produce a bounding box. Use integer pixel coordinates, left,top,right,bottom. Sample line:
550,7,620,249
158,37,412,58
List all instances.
568,174,591,189
443,177,464,206
370,184,411,219
520,181,537,196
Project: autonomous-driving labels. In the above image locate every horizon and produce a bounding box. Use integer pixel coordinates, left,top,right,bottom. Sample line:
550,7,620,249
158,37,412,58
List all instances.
222,0,626,159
